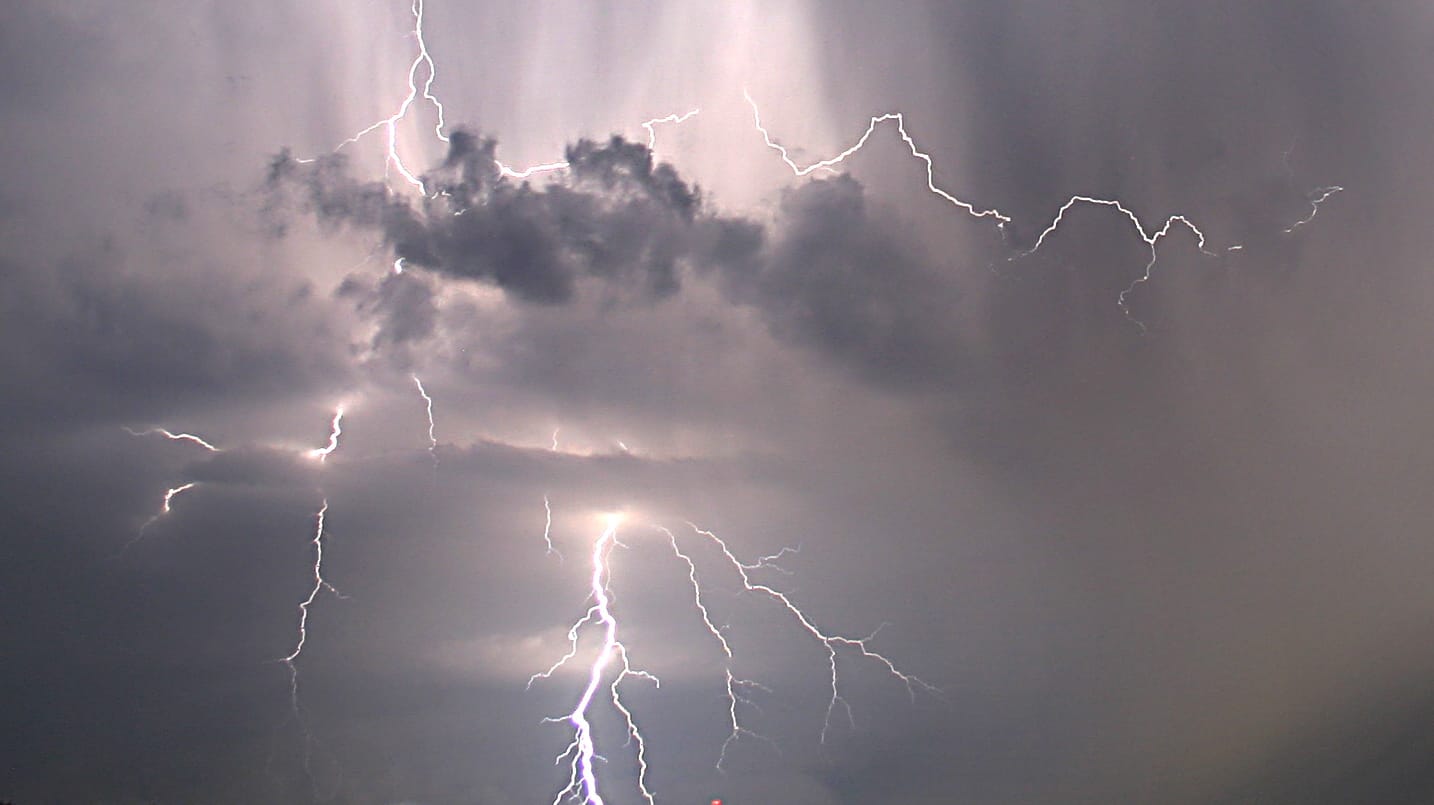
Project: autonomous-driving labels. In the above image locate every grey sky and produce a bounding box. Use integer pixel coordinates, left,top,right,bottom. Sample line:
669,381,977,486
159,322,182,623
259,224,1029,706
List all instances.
5,2,1434,804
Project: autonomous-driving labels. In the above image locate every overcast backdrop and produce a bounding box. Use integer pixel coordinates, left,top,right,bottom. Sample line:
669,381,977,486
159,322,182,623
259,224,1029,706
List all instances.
6,2,1434,803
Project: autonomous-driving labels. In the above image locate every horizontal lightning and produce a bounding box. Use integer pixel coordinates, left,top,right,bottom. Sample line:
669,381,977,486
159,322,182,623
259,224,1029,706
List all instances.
744,88,1009,224
123,426,219,452
740,89,1321,331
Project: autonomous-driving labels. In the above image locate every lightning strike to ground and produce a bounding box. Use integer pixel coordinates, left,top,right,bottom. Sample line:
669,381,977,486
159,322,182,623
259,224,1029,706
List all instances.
529,513,933,802
530,514,658,805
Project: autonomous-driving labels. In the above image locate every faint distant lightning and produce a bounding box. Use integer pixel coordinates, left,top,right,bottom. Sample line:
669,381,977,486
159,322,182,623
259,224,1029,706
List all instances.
308,406,345,462
1285,185,1344,233
531,514,658,805
540,495,562,559
283,500,340,676
412,375,437,461
115,481,201,557
123,426,219,452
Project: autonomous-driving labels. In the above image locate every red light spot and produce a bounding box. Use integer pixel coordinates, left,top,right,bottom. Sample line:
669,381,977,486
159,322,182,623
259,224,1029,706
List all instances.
711,800,723,805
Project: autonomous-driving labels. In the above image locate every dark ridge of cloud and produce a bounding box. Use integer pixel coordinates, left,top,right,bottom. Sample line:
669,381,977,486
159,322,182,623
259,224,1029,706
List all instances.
268,132,758,305
739,175,963,390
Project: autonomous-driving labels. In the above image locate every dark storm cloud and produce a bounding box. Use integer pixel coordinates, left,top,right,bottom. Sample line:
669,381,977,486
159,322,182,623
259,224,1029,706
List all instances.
268,132,762,305
271,133,972,391
10,1,1434,803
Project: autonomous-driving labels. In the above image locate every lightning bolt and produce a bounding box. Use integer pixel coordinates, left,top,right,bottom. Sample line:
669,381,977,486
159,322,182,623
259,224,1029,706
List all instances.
412,374,438,464
529,511,933,802
742,88,1346,330
123,426,219,452
744,88,1009,224
641,108,700,153
663,524,937,752
1019,197,1217,332
1284,185,1343,233
530,514,658,805
540,494,562,559
141,482,197,531
283,499,341,680
331,0,448,189
308,405,345,462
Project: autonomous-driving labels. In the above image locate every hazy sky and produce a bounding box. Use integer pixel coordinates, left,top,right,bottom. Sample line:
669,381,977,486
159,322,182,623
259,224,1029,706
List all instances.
7,2,1434,803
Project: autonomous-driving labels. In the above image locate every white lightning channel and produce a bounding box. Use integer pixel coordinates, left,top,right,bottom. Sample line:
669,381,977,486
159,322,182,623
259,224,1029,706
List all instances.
540,495,562,559
661,527,775,769
531,515,658,805
333,0,448,189
1018,197,1218,331
123,426,219,452
742,89,1270,330
308,406,345,462
641,108,700,152
676,523,940,745
744,88,1009,224
283,501,341,671
1284,185,1344,233
412,375,437,460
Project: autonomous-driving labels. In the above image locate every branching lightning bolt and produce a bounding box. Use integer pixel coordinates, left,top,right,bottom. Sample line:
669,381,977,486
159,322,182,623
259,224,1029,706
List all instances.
1020,197,1217,332
664,524,937,751
530,515,658,805
331,0,448,189
744,89,1342,330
